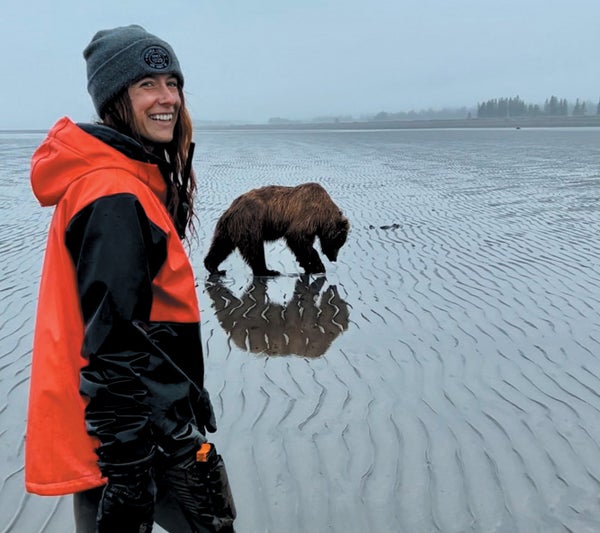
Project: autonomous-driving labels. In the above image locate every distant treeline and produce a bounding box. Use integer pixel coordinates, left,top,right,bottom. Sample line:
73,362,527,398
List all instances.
268,107,476,125
370,96,598,121
477,95,598,118
368,107,475,122
265,95,600,125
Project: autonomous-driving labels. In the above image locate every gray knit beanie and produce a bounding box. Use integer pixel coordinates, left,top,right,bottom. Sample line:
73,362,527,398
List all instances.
83,25,184,116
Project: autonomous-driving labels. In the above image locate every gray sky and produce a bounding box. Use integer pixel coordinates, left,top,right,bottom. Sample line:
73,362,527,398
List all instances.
3,0,600,129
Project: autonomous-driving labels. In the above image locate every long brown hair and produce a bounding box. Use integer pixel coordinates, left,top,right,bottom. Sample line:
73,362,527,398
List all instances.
101,86,196,238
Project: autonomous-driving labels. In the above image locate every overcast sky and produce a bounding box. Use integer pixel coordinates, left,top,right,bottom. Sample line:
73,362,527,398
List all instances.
3,0,600,129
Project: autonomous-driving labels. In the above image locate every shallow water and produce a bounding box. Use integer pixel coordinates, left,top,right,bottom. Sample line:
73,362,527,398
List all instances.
2,126,600,532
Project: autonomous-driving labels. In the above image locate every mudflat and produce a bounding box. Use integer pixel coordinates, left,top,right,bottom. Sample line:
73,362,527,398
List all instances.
2,126,600,532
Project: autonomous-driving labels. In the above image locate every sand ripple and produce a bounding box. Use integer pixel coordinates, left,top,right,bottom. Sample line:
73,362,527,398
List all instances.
3,128,600,532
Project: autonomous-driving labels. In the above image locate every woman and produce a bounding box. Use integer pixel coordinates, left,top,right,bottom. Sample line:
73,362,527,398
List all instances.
26,25,234,532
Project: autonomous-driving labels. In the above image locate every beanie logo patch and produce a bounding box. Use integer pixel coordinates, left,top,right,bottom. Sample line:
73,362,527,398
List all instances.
143,46,170,70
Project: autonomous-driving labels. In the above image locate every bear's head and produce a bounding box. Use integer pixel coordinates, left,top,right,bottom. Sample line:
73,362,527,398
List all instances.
320,215,350,262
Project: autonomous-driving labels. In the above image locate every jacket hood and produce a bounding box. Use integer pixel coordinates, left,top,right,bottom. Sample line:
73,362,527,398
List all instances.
30,117,166,207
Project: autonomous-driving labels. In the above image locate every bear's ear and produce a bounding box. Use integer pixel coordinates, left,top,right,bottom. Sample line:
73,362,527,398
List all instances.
338,217,350,233
329,217,349,240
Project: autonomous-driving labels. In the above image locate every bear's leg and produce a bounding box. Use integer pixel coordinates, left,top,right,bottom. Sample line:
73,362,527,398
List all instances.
286,237,326,274
204,234,236,275
238,238,280,277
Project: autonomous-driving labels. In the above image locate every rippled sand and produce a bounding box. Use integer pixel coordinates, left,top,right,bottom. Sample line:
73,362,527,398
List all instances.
2,127,600,532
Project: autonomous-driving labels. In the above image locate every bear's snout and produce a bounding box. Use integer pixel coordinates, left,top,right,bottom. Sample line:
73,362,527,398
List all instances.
325,250,338,262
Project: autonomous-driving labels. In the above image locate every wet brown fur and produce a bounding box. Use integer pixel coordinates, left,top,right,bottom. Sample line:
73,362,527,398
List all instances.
204,183,350,276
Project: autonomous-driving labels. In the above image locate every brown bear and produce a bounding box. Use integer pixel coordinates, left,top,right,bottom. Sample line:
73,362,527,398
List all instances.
204,182,350,277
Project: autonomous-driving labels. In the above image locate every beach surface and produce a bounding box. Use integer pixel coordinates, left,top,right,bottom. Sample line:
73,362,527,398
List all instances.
1,126,600,532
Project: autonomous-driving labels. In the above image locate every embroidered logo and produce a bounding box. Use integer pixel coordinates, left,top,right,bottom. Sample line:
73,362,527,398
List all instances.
143,46,170,70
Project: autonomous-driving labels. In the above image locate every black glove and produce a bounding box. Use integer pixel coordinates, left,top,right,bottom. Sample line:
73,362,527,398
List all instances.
193,387,217,434
97,464,156,533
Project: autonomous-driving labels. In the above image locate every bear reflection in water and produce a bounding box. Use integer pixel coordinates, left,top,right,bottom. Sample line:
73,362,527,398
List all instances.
204,276,350,357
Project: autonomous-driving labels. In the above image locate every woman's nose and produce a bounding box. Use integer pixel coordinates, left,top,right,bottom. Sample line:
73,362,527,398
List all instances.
157,83,178,105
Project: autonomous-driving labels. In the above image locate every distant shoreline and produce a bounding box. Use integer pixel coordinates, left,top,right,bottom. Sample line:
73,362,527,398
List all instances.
195,115,600,131
4,115,600,134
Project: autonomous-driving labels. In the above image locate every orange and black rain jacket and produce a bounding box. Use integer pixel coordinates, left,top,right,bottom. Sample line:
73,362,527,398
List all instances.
26,117,212,496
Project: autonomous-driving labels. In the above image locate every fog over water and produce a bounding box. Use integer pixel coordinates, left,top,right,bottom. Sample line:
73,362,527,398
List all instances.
3,0,600,129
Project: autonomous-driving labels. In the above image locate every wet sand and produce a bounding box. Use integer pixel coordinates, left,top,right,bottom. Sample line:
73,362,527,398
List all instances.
2,127,600,532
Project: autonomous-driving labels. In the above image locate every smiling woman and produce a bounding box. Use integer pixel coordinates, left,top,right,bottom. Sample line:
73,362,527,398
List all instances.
25,24,236,533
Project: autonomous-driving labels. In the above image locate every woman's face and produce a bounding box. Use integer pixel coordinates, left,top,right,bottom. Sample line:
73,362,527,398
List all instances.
128,74,181,144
